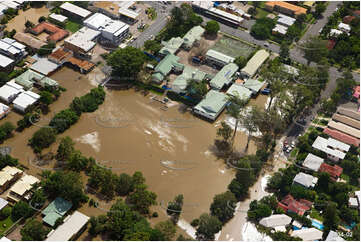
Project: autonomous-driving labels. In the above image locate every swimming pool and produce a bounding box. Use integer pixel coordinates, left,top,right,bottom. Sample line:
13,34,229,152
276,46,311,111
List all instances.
312,220,324,230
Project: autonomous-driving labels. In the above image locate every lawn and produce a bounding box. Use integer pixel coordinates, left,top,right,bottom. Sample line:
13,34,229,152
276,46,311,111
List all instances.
290,147,299,159
310,208,324,222
65,20,82,33
0,216,15,236
211,35,256,59
255,8,270,19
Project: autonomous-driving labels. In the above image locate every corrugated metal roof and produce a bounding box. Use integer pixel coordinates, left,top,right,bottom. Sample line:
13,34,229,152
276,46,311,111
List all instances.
183,26,205,47
206,49,235,64
226,84,252,100
194,90,228,118
209,62,238,90
241,49,269,78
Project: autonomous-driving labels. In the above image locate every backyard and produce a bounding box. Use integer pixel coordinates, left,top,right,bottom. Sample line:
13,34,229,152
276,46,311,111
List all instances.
211,35,256,59
65,20,82,33
0,216,15,236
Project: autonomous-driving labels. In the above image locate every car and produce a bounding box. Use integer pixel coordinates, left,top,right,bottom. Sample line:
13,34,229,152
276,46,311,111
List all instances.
264,42,269,47
286,148,292,153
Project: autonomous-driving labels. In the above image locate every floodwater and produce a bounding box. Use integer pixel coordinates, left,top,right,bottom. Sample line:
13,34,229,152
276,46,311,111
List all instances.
1,67,268,231
5,6,50,32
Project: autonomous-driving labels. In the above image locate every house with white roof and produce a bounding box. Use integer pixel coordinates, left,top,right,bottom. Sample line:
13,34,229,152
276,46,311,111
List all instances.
243,78,266,94
226,83,252,101
312,136,350,162
277,14,296,27
0,103,10,119
84,13,129,44
282,64,299,76
329,28,343,37
0,166,23,194
209,63,238,90
0,53,14,70
0,38,27,61
12,90,40,113
46,211,90,241
0,237,11,242
326,230,345,241
60,2,92,20
205,49,235,68
64,27,100,55
338,22,351,33
293,172,318,189
193,90,228,121
302,153,324,171
291,228,323,241
272,24,288,35
0,81,23,103
7,174,39,203
259,214,292,232
241,49,270,78
49,13,68,24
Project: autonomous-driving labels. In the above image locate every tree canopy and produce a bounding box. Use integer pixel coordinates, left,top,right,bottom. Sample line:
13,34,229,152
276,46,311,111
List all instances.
205,20,220,35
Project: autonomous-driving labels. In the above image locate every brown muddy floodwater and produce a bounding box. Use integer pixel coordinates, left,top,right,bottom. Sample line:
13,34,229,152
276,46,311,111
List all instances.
1,67,267,227
6,6,50,32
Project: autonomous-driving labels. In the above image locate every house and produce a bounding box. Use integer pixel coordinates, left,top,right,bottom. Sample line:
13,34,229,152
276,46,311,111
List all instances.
0,1,20,9
302,153,324,172
259,214,292,232
0,53,14,70
293,172,318,188
67,57,95,74
338,22,351,33
159,37,184,56
49,13,68,24
332,113,360,129
30,57,60,76
7,174,40,203
48,48,72,65
0,103,10,119
312,136,350,162
241,49,269,78
265,1,307,17
42,197,72,227
0,166,23,194
0,197,8,211
193,90,228,121
348,197,358,208
337,107,360,121
0,37,27,61
209,63,238,90
242,78,266,95
152,54,183,83
326,230,345,241
0,81,23,103
30,22,69,43
272,24,288,35
13,32,46,50
182,25,205,50
328,121,360,139
83,13,129,44
205,49,235,68
278,194,312,216
12,91,40,112
319,163,343,181
291,228,323,241
329,29,343,37
171,65,208,94
14,69,44,90
91,1,139,24
226,84,252,101
60,2,92,20
343,15,356,24
277,14,296,27
0,237,11,242
64,27,100,55
46,211,90,241
323,128,359,147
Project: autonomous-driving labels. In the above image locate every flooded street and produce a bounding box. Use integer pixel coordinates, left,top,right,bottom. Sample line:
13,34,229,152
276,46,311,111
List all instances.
2,67,268,231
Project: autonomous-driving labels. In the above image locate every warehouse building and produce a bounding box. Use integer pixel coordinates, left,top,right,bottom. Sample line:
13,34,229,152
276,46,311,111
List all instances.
60,2,92,20
64,27,100,56
241,49,270,78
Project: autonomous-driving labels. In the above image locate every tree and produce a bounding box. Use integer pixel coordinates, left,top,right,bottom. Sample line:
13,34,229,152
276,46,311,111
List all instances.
0,154,18,170
226,94,248,145
241,111,258,152
116,173,134,196
144,40,162,54
323,202,340,232
128,184,157,214
49,109,79,133
215,121,233,155
31,189,46,209
39,91,54,105
247,200,272,221
155,220,176,240
167,194,184,224
56,136,75,161
11,201,33,221
314,3,327,18
280,41,290,59
0,122,15,142
0,206,11,220
195,213,222,241
301,37,328,64
205,20,220,36
28,127,56,153
38,16,46,23
210,191,237,224
186,80,208,103
107,46,146,79
132,171,146,186
25,20,34,28
37,43,55,56
251,18,275,40
0,72,9,87
234,56,247,69
66,150,89,172
21,219,49,241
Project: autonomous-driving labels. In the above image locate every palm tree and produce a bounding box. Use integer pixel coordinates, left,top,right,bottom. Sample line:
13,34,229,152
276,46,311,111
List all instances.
241,111,258,153
226,94,248,146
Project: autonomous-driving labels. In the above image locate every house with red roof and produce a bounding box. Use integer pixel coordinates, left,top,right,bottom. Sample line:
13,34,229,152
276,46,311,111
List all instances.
343,15,356,24
278,194,312,216
30,22,69,43
319,163,343,181
323,128,359,147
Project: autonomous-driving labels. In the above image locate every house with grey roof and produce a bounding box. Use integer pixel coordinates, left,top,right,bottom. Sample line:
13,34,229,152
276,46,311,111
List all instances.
152,54,184,83
302,153,324,172
182,25,205,50
205,49,235,68
209,63,238,90
241,49,270,78
326,230,345,241
293,172,318,189
226,83,252,101
291,228,323,241
312,136,350,162
242,78,266,94
193,90,228,121
259,214,292,231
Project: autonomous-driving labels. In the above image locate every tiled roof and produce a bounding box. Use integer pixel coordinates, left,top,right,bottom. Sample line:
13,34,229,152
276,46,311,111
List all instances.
31,22,69,42
319,163,343,179
323,128,359,147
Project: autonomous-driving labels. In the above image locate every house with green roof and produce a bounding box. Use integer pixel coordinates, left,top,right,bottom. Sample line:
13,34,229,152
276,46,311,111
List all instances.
243,78,266,94
42,197,72,227
209,63,238,90
182,26,205,50
40,77,59,88
159,37,184,56
14,70,44,90
226,83,252,101
151,54,184,83
193,90,228,121
172,65,209,94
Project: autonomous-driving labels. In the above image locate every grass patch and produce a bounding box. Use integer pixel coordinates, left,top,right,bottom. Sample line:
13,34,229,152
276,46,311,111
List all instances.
255,8,270,19
65,20,82,33
290,148,299,158
211,34,256,58
340,173,350,183
0,216,15,236
310,208,324,222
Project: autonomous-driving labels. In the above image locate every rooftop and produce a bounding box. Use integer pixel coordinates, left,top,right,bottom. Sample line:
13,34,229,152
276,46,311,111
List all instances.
323,128,359,147
312,136,349,159
259,214,292,228
160,37,184,55
13,91,40,110
209,62,238,90
183,25,205,47
226,83,252,100
291,228,323,241
337,107,360,121
277,14,296,26
272,24,288,35
241,49,270,77
243,78,266,93
265,1,307,16
206,49,235,64
293,172,318,188
30,57,60,75
328,120,360,139
14,32,46,50
42,197,72,227
31,22,69,42
64,27,101,53
326,230,345,241
332,113,360,129
0,53,14,68
302,153,324,172
49,13,68,23
9,174,39,196
0,37,26,56
194,90,228,118
319,163,343,179
60,2,92,19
